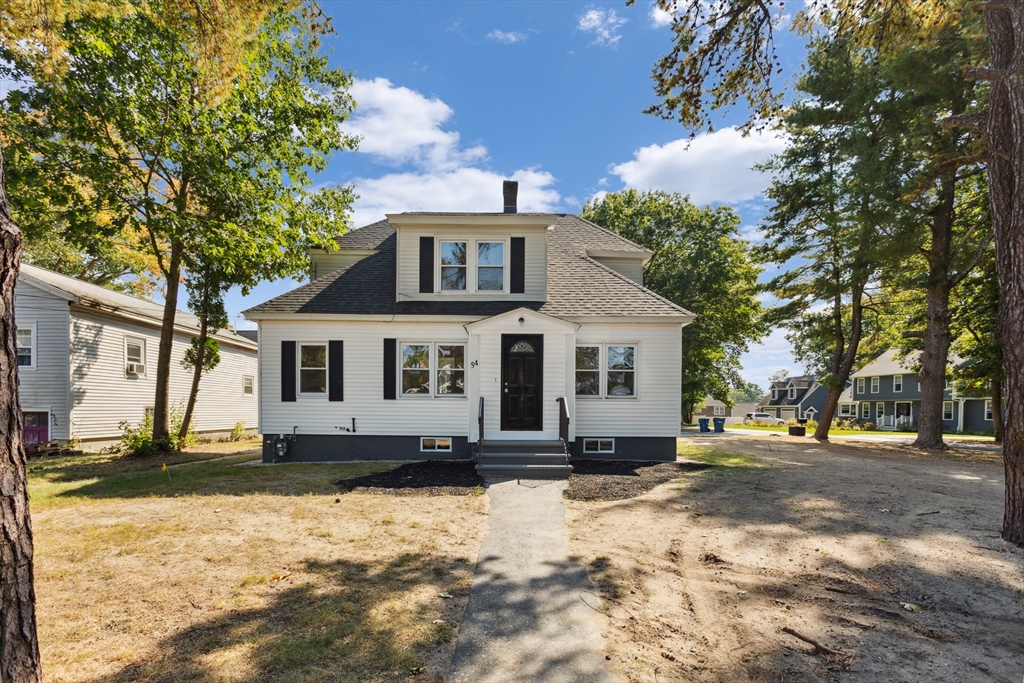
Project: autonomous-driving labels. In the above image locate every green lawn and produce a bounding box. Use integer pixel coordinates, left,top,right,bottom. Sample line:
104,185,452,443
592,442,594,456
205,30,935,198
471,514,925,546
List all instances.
718,423,996,440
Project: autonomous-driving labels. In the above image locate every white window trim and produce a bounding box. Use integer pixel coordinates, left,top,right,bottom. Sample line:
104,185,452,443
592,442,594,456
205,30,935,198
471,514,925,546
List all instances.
876,402,885,419
839,404,853,417
420,437,453,452
399,342,468,399
985,399,993,421
856,377,865,394
713,405,725,416
861,402,871,419
870,376,880,393
124,335,147,377
16,322,36,371
436,236,509,295
788,387,796,399
583,438,615,453
574,343,640,399
772,388,778,399
298,342,328,396
943,401,954,421
243,375,254,396
894,375,903,393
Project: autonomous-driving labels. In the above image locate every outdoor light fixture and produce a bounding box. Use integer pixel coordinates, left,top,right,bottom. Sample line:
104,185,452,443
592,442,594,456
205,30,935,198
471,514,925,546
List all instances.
518,316,525,325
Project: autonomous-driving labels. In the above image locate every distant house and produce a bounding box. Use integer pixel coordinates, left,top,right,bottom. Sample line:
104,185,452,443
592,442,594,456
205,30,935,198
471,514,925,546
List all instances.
850,348,994,433
757,375,829,421
694,397,759,424
15,264,259,448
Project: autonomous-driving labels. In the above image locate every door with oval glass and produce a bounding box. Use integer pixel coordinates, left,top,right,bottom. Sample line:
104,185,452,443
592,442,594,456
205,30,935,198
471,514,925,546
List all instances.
501,334,543,431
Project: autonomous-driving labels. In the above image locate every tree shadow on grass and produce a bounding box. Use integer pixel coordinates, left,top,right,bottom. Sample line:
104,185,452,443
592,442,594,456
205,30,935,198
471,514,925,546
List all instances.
78,553,468,683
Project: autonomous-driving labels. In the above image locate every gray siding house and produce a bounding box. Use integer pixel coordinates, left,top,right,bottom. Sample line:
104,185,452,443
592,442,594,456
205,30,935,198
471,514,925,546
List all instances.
850,349,994,433
244,182,693,475
756,375,829,421
15,264,259,448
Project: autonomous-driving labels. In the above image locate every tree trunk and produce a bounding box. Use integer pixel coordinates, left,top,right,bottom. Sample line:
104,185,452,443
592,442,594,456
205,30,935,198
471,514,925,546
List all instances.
913,174,956,450
813,276,866,441
152,241,183,443
178,307,209,441
984,4,1024,546
992,379,1004,445
0,148,43,682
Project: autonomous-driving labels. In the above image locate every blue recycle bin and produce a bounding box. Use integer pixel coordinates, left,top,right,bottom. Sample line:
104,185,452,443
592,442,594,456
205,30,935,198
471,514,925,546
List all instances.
713,417,726,433
698,418,710,433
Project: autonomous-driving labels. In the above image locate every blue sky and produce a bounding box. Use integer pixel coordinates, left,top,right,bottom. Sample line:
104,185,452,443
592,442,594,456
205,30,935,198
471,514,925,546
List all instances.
224,1,810,390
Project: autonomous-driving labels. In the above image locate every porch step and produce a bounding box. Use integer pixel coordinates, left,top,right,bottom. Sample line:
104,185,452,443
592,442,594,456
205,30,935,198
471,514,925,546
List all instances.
475,463,573,480
480,439,566,454
479,452,569,466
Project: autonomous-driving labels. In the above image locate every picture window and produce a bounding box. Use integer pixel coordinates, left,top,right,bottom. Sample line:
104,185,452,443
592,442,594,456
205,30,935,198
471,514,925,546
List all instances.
401,343,466,397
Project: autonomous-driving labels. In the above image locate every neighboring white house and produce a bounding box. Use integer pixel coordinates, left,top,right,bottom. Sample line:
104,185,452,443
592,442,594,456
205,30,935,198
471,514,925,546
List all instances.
244,182,693,474
15,264,259,448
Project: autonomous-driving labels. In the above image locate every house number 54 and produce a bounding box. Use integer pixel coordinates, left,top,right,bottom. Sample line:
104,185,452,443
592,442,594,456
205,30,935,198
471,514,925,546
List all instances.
470,360,478,368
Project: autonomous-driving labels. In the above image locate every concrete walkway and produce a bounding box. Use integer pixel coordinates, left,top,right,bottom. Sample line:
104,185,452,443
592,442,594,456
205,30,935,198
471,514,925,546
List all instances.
447,479,615,683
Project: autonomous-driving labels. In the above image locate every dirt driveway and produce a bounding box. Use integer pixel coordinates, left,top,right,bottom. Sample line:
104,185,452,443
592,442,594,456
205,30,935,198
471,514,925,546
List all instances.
566,436,1024,682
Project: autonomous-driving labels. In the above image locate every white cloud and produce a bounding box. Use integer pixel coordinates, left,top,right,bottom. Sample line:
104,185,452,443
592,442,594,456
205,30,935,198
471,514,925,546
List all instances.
487,29,528,44
649,5,675,27
608,127,786,205
739,328,798,390
578,8,628,47
350,168,560,227
345,77,486,171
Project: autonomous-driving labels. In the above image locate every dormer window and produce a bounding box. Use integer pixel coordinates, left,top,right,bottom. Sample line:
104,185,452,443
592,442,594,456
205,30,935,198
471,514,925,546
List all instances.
788,387,795,399
772,388,778,399
438,238,508,293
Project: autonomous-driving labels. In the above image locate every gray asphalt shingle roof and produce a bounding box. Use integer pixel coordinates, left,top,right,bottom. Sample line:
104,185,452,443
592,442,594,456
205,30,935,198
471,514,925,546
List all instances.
245,215,692,319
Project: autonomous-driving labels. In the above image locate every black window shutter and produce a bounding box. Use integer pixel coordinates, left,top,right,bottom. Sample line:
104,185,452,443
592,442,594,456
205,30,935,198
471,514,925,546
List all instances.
419,236,434,293
383,338,397,400
510,236,526,294
328,340,344,401
281,341,296,402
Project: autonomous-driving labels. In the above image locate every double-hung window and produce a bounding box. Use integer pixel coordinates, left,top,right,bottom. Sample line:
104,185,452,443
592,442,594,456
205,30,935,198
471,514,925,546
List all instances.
438,239,507,293
856,377,865,394
788,387,796,399
870,377,880,393
299,344,327,394
876,402,884,419
124,336,146,376
574,344,638,398
861,403,870,419
401,343,465,397
839,404,852,417
894,375,903,393
985,399,993,421
772,388,778,400
243,375,254,395
713,405,725,416
943,401,954,421
16,326,33,368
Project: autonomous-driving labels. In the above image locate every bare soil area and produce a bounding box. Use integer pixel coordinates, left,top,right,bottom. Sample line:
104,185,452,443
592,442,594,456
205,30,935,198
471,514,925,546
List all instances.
567,436,1024,682
29,447,488,683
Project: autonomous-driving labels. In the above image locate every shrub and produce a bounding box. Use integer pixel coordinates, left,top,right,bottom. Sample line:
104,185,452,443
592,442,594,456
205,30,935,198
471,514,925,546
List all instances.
118,400,195,456
786,418,799,426
805,419,818,430
862,422,876,431
230,421,247,442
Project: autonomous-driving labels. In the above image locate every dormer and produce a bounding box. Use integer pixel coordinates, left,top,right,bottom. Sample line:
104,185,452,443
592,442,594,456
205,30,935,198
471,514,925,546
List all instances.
389,183,557,302
586,249,652,285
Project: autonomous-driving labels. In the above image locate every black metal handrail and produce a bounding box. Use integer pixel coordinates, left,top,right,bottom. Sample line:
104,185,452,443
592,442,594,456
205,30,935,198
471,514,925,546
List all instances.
556,397,570,458
476,396,485,461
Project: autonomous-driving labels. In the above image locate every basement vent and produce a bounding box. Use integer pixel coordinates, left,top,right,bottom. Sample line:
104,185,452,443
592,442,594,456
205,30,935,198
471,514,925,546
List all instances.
583,439,614,453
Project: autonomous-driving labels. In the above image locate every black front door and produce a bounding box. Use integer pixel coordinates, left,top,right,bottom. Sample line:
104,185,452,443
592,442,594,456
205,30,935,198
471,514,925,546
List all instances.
501,334,543,431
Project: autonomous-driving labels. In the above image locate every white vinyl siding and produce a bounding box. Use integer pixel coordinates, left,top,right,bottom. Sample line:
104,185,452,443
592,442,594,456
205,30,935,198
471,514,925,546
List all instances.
574,324,681,439
69,309,257,440
13,283,71,440
397,225,547,301
261,321,469,437
307,250,376,280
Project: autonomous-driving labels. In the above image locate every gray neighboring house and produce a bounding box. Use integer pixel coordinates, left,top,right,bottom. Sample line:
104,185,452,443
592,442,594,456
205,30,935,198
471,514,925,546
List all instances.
243,183,694,470
15,264,259,448
850,348,995,433
757,375,829,421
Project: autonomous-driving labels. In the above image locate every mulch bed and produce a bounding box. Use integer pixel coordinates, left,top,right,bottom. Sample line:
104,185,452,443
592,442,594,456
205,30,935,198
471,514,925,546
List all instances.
564,459,711,501
337,460,484,496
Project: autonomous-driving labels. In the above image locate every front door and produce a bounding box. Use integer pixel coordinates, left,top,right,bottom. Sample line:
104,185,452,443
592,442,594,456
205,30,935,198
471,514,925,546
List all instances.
22,412,48,451
501,335,543,431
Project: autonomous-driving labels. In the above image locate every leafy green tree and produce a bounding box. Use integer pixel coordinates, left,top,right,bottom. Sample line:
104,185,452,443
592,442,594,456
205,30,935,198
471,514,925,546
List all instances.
731,380,764,403
0,3,293,676
756,35,903,441
178,263,230,441
581,189,765,422
2,7,358,444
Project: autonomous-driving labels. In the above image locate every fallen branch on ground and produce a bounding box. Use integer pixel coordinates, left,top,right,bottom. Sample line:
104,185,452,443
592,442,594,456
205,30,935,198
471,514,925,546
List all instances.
781,626,850,658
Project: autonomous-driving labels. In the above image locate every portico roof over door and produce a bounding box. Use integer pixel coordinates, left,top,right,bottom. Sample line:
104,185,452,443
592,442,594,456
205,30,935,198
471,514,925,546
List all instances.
464,308,578,442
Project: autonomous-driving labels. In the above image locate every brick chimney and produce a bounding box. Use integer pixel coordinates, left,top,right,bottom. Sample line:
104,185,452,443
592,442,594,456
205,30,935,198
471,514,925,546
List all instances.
503,180,518,214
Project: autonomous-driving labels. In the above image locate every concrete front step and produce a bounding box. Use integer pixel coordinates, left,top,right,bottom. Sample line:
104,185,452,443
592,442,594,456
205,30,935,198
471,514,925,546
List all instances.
480,452,569,466
481,439,566,454
475,463,573,480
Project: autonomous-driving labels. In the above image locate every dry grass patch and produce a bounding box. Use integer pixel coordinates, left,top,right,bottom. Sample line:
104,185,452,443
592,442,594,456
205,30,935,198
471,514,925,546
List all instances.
30,449,488,683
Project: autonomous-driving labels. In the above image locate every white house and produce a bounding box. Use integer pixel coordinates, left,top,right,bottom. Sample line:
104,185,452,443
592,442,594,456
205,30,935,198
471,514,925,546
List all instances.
15,264,259,448
244,182,693,476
